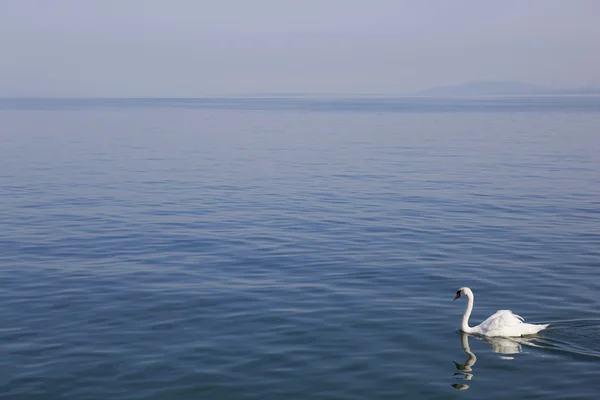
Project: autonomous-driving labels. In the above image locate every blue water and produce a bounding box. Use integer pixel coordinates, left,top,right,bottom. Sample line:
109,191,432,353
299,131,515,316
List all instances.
1,96,599,399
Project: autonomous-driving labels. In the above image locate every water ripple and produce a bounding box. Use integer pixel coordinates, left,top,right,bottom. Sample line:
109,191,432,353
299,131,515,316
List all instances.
1,100,600,399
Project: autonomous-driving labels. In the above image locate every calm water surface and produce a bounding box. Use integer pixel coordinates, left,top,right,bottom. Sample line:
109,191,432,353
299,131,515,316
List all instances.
1,97,599,399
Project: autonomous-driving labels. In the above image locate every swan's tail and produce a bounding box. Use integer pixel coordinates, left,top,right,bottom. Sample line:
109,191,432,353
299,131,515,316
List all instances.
525,323,549,335
537,323,550,331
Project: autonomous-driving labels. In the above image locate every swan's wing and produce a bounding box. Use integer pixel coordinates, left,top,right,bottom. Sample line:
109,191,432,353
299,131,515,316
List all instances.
476,310,548,336
481,310,523,326
477,310,524,334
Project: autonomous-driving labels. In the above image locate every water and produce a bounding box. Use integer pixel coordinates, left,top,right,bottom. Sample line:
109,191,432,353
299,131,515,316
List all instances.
1,96,599,399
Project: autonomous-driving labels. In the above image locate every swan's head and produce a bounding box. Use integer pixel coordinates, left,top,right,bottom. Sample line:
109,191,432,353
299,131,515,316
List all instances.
454,287,473,301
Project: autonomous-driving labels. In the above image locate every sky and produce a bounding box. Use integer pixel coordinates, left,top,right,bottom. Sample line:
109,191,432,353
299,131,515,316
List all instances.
0,0,598,97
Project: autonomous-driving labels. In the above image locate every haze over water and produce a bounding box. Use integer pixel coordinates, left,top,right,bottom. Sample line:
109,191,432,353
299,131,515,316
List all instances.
1,96,599,399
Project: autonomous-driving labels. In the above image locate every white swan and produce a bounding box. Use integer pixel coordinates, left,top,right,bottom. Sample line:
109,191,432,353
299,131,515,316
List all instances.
454,287,549,337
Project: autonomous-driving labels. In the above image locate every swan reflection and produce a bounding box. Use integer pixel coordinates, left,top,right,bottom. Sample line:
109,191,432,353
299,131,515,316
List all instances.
451,333,477,390
451,332,539,390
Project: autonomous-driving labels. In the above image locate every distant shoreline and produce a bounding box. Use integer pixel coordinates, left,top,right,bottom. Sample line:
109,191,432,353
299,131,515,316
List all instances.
2,93,600,101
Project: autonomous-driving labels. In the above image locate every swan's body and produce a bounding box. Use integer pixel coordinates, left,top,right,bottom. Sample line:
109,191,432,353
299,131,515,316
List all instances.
454,287,549,337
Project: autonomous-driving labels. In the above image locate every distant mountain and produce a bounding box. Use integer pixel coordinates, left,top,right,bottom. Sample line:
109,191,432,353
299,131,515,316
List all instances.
416,80,600,96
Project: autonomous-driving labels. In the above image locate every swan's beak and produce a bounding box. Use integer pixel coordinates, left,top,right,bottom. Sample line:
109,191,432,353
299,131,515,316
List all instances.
453,293,461,301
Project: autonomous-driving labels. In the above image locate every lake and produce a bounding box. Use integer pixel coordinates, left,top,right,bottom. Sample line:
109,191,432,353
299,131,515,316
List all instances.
1,96,599,399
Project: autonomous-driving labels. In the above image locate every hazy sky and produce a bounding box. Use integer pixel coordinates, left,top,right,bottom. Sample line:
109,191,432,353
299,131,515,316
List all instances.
1,0,598,96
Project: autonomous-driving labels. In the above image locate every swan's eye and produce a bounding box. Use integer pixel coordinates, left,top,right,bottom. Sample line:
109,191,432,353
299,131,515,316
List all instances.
456,291,461,296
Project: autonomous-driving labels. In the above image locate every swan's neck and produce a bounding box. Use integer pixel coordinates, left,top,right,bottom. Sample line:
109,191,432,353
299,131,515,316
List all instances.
461,293,476,333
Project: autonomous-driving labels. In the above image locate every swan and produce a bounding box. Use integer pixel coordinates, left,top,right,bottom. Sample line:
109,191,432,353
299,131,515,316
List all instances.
454,287,549,337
